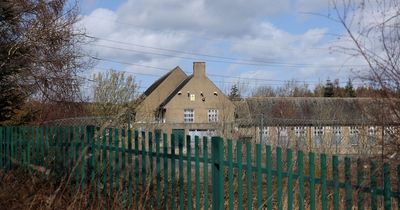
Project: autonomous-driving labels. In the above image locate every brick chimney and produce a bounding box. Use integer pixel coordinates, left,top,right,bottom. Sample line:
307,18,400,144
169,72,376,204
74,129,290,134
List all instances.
193,62,205,78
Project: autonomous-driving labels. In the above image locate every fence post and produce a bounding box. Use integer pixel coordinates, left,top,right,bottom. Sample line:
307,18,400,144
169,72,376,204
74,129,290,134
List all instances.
211,136,223,210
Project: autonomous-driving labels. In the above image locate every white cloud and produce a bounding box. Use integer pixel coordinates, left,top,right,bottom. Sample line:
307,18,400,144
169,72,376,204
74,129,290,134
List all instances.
78,0,372,90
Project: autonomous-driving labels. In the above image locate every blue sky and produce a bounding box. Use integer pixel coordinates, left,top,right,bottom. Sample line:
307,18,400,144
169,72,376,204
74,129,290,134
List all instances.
78,0,368,95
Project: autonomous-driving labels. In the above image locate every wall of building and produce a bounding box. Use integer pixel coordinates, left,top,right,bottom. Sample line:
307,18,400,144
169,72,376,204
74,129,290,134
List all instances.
164,70,234,125
237,125,389,156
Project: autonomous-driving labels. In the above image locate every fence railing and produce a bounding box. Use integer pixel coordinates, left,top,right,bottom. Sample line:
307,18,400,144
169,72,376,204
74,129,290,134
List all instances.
0,125,399,210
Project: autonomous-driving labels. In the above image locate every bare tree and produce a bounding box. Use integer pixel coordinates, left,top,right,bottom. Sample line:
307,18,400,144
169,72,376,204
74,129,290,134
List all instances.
332,0,400,161
0,0,91,123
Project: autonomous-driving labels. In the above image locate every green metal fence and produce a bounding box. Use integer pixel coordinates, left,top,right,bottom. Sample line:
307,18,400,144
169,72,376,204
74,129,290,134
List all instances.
0,125,399,209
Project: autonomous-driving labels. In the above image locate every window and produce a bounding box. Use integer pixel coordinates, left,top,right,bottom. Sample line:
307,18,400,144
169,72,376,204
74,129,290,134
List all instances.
294,126,306,147
313,126,324,136
368,126,376,145
294,127,305,137
332,126,342,145
260,127,268,144
278,127,288,146
349,126,359,145
184,109,194,123
313,126,324,145
190,94,195,101
384,126,395,142
208,109,218,122
332,126,342,135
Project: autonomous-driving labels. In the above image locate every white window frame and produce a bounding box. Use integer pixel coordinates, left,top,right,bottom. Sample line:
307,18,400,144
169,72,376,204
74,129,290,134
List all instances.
313,126,324,136
278,127,288,146
294,126,305,137
261,127,268,144
368,126,376,145
184,109,194,123
368,126,376,136
332,126,342,135
208,109,218,122
349,126,359,145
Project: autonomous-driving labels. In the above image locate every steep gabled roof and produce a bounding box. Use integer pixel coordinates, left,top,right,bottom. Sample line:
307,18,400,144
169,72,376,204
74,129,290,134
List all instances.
159,75,194,108
142,66,185,96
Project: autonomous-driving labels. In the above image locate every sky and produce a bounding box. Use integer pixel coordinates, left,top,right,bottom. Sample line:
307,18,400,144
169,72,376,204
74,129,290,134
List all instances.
77,0,369,95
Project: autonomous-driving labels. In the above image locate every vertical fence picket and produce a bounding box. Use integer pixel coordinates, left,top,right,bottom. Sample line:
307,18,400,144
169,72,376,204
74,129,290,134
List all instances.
370,160,377,210
0,127,4,169
148,131,154,208
114,128,120,193
211,137,224,210
297,151,304,210
163,133,169,209
309,152,316,210
203,137,209,210
62,126,66,171
332,155,339,210
121,129,127,206
7,127,11,170
148,131,153,179
55,127,59,170
0,127,3,169
45,126,51,170
141,131,146,194
81,126,86,190
237,140,243,210
255,144,262,209
397,165,400,209
357,159,364,210
195,136,200,210
14,127,19,167
14,127,18,166
171,134,177,210
383,163,391,210
155,131,161,209
69,127,74,175
101,128,107,197
108,128,114,195
246,142,253,210
95,127,101,198
287,149,293,210
121,129,127,208
266,145,272,210
134,130,139,209
321,154,328,210
277,147,283,210
227,139,234,210
179,135,184,210
74,126,80,188
87,126,95,187
186,135,192,210
344,157,352,210
127,129,133,208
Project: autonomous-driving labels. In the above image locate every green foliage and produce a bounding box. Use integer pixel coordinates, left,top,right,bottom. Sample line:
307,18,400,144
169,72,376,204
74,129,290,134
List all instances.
92,69,139,122
344,79,356,97
229,84,241,100
323,80,334,97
